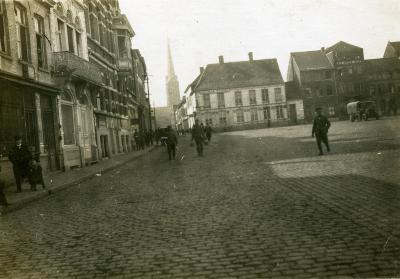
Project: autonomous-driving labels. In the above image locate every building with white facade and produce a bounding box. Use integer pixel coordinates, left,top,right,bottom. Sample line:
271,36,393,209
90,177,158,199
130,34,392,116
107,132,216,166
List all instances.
185,53,290,130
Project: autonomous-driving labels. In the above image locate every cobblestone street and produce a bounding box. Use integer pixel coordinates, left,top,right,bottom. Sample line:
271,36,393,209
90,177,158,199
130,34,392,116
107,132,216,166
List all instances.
1,118,400,278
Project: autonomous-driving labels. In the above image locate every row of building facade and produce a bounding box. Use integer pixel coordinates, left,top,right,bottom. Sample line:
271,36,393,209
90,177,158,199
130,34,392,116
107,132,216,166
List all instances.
175,41,400,131
0,0,152,177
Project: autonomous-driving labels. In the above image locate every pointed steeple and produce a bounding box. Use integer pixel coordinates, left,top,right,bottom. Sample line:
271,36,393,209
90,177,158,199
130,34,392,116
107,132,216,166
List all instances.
167,39,176,78
165,39,181,108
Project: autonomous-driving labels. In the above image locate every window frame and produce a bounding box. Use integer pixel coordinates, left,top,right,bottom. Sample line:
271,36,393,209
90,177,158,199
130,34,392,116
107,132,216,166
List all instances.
235,91,243,107
34,14,47,69
274,88,283,103
249,90,257,105
261,89,269,104
14,3,30,62
0,0,10,54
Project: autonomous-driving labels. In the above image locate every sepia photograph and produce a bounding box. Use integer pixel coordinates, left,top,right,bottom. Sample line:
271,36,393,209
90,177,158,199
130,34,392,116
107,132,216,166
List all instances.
0,0,400,278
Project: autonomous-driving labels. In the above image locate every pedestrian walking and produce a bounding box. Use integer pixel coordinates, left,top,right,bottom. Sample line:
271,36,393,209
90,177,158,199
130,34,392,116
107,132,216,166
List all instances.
8,135,32,193
0,166,10,207
312,107,331,155
205,123,212,142
134,129,140,150
166,126,178,160
191,119,205,156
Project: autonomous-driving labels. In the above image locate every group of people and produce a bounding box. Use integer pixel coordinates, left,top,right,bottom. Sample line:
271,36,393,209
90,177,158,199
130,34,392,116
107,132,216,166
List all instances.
164,120,213,160
133,129,154,151
0,136,46,207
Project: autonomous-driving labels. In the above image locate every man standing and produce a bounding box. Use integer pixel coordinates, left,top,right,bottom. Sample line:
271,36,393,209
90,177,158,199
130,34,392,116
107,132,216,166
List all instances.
205,123,212,143
8,135,32,193
166,126,178,160
191,119,205,156
312,107,331,155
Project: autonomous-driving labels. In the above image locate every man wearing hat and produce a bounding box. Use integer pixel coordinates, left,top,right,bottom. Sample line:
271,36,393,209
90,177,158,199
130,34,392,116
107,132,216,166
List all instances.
312,107,331,155
8,135,32,192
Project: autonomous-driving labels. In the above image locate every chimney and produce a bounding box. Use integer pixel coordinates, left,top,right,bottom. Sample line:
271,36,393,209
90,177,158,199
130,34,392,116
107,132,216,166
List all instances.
200,67,204,74
218,55,224,64
248,52,253,61
321,47,325,52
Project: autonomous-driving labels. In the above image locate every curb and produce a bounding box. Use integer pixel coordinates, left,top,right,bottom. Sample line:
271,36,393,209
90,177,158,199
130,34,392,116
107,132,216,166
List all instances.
0,147,157,215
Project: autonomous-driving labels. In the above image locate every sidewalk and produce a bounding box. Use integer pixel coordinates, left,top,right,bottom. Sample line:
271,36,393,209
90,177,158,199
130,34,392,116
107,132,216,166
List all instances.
1,146,157,215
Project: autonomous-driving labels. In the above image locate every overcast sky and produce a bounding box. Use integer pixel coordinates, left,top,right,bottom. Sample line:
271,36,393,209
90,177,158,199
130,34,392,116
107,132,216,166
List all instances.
119,0,400,107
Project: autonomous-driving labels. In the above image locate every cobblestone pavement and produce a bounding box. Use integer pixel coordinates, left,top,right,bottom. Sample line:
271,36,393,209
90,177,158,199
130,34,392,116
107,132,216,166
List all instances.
1,118,400,278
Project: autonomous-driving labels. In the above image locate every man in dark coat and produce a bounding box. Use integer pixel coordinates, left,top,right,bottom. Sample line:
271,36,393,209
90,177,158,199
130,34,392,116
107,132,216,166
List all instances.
8,135,32,193
205,123,212,142
191,119,205,156
166,126,178,160
312,108,331,155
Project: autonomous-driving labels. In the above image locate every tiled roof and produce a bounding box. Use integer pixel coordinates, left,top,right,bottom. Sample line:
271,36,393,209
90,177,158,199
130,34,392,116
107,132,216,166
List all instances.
325,41,362,53
194,59,284,91
291,50,333,71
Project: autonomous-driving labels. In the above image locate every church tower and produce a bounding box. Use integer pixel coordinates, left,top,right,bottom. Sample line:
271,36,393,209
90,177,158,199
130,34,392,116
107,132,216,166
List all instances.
166,40,181,108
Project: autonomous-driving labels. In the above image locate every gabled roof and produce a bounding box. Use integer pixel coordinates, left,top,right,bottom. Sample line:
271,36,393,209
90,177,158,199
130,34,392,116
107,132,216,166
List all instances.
184,72,203,93
388,41,400,54
325,41,362,53
193,59,284,92
291,50,333,71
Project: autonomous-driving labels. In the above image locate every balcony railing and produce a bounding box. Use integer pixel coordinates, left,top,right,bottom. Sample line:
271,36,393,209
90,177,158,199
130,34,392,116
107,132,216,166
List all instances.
52,51,103,85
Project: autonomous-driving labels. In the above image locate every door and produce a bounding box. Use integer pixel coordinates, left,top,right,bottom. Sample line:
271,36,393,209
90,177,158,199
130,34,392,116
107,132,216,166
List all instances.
42,110,59,170
80,108,91,164
289,104,297,124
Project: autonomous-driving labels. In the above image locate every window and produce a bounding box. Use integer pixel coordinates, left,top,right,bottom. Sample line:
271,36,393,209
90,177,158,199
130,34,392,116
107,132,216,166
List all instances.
250,109,258,121
57,19,65,51
274,88,282,103
326,85,333,96
262,89,269,104
0,0,9,53
276,105,284,119
90,12,99,40
75,31,81,57
328,106,335,116
15,4,29,61
235,91,242,106
249,90,257,105
217,92,225,108
219,112,227,125
236,110,244,123
304,88,312,98
67,25,74,53
118,36,127,58
263,107,270,120
203,94,210,108
206,118,212,125
325,71,331,79
316,87,324,97
369,85,376,97
34,15,47,68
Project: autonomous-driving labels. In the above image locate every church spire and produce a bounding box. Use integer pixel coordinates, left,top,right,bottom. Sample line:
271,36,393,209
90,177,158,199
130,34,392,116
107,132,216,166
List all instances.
165,39,180,108
167,39,176,78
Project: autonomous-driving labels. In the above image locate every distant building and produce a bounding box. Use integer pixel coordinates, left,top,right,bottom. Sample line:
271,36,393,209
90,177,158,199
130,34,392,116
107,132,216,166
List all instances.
185,53,291,131
288,40,400,120
287,49,336,122
383,41,400,59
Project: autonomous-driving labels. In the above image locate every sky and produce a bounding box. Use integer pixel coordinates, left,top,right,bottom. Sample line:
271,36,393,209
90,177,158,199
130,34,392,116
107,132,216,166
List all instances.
119,0,400,107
